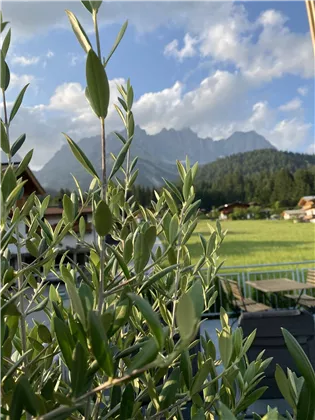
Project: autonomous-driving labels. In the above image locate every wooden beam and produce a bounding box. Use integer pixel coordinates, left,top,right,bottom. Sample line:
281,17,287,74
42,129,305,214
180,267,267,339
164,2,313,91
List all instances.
306,0,315,55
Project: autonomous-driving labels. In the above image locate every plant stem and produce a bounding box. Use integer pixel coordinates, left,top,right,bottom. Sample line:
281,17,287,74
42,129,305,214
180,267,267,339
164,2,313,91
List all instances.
98,117,106,314
100,117,106,200
171,210,184,336
2,89,10,163
3,86,28,371
93,10,102,61
16,227,28,368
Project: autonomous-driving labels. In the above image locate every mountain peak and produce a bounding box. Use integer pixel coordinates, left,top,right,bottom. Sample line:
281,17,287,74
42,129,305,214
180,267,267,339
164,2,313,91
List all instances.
36,128,276,191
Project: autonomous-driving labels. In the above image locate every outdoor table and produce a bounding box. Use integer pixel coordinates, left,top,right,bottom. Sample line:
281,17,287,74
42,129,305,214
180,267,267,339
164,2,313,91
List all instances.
245,278,315,308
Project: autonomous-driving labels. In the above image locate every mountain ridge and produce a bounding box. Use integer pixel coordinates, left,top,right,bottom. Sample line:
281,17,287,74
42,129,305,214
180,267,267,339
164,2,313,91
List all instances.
35,126,276,192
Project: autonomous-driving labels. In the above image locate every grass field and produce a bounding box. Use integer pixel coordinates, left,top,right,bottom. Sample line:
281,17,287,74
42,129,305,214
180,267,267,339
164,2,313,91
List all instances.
188,219,315,268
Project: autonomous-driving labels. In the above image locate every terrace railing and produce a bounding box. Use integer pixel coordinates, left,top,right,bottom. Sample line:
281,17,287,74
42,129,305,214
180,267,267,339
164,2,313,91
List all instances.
208,260,315,316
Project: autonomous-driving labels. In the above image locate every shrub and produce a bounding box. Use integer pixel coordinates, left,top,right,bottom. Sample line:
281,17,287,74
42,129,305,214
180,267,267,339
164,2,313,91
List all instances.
0,3,292,419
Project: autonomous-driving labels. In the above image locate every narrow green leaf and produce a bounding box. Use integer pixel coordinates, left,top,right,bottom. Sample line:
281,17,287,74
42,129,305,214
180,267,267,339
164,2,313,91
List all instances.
191,359,211,395
219,329,232,367
38,324,52,343
129,337,159,371
89,311,114,377
1,119,9,153
53,317,74,369
275,364,296,409
180,350,193,389
86,49,110,118
109,298,131,336
2,166,16,201
109,137,132,179
296,380,315,420
64,133,99,178
90,1,102,12
140,264,178,292
93,200,113,236
218,403,237,420
236,387,268,414
26,297,48,315
1,24,9,34
133,232,150,274
2,349,33,384
176,292,196,341
159,367,180,410
192,408,206,420
65,281,86,329
9,84,29,123
107,245,130,279
66,10,92,53
169,213,179,244
16,149,33,177
79,216,86,239
104,20,128,66
120,384,134,420
72,343,87,397
81,1,93,13
10,133,26,157
164,189,177,215
187,279,204,318
0,50,10,91
183,169,192,201
62,194,74,223
282,328,315,394
13,376,38,417
128,293,164,349
2,28,11,58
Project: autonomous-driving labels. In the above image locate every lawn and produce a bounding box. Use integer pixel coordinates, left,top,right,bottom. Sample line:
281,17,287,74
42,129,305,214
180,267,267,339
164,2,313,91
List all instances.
188,219,315,268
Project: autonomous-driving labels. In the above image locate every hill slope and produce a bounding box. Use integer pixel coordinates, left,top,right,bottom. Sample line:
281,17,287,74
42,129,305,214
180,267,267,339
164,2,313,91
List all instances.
35,126,275,191
195,149,315,208
196,149,315,183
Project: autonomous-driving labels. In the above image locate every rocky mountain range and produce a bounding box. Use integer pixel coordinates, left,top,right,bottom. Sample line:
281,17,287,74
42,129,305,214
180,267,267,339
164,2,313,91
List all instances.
35,126,275,192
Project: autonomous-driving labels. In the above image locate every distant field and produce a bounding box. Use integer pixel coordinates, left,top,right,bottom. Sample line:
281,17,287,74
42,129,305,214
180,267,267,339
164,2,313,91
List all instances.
188,219,315,268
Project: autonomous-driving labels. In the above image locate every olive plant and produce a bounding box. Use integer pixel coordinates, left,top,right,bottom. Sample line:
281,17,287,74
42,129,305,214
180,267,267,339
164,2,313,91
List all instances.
1,3,273,419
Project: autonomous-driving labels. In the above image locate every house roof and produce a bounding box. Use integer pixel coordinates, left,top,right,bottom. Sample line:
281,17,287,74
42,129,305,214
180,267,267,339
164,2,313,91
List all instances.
1,162,46,195
45,206,92,216
218,201,250,211
298,196,315,207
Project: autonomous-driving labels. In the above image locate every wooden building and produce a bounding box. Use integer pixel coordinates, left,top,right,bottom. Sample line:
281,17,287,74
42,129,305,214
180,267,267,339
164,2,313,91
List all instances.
218,202,250,220
298,195,315,221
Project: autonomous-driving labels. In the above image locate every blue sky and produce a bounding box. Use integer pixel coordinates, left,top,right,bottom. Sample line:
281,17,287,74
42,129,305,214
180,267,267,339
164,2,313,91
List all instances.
2,1,314,168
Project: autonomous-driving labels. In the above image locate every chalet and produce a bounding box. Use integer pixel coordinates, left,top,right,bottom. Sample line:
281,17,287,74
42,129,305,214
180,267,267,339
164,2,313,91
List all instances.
1,161,46,204
282,209,306,220
218,202,250,220
298,196,315,221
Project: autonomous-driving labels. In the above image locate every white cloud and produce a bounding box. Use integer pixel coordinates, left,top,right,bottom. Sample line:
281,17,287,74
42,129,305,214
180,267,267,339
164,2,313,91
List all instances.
297,86,308,96
164,34,198,62
68,53,84,67
46,50,54,58
306,142,315,155
270,118,312,150
278,98,302,112
9,73,36,91
11,55,40,66
169,6,312,83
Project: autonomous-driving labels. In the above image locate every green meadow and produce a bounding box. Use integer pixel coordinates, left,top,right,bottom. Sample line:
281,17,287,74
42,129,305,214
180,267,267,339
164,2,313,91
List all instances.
188,219,315,269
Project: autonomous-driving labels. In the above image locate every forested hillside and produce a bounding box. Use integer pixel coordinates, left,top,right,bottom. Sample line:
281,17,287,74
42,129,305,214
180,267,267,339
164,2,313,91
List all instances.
194,149,315,209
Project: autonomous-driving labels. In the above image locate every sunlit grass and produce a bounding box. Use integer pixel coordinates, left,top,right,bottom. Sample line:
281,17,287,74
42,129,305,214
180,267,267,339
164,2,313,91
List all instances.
188,219,315,268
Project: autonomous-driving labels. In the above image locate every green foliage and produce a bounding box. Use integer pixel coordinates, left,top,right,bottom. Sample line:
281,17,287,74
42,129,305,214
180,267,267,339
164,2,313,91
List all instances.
194,149,315,209
0,5,286,419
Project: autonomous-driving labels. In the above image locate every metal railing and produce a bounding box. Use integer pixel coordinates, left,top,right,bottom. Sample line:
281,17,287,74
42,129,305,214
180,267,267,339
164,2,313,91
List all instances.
211,260,315,315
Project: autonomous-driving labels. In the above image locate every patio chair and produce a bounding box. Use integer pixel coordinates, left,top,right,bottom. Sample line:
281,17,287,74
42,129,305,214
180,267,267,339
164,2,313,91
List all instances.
285,269,315,308
220,277,271,313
